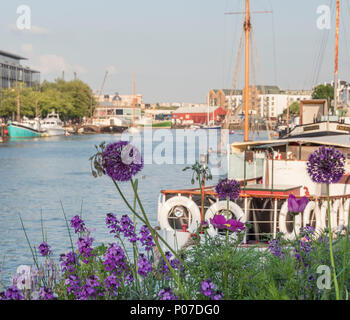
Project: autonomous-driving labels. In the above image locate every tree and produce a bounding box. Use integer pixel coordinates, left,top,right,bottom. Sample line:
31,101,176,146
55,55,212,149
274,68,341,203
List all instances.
312,84,334,102
0,79,96,121
282,101,300,115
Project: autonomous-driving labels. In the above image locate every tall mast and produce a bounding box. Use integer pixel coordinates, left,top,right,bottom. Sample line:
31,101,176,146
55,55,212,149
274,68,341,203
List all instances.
17,83,21,122
244,0,251,142
133,71,136,125
334,0,340,113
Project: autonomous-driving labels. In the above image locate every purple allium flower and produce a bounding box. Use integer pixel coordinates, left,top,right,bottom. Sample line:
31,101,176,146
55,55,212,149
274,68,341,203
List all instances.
268,239,285,259
158,287,178,300
60,251,79,273
200,278,217,297
139,225,155,251
102,141,143,182
288,194,309,214
103,243,127,273
306,146,345,184
2,286,24,300
38,242,52,257
137,254,152,277
70,215,86,234
77,235,95,263
38,287,56,300
215,178,241,200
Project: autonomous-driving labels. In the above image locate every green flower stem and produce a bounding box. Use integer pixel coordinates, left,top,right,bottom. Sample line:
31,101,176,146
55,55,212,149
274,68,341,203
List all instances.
129,178,189,299
132,179,140,294
111,178,190,299
326,184,340,300
340,200,350,299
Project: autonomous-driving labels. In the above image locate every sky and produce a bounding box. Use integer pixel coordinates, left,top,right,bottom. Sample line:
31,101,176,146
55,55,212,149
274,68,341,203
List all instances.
1,0,350,103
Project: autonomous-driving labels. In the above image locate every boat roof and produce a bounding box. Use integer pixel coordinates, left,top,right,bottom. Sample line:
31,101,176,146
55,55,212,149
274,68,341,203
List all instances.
231,135,350,151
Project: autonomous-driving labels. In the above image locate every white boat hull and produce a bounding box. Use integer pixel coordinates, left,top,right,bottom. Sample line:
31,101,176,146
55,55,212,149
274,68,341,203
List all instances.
43,128,66,136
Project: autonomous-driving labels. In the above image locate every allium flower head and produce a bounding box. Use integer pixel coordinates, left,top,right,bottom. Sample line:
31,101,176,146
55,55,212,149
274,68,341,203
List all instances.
215,178,241,200
102,141,143,182
306,146,345,184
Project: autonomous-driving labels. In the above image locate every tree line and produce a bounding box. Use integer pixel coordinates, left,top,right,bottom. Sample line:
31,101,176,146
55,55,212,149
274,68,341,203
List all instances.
0,79,97,122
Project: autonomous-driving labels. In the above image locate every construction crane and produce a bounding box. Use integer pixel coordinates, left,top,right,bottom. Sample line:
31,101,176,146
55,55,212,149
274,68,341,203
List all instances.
91,70,109,118
99,71,109,98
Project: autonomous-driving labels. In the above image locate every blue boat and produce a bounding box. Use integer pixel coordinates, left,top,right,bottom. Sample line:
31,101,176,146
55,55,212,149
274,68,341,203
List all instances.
7,119,44,138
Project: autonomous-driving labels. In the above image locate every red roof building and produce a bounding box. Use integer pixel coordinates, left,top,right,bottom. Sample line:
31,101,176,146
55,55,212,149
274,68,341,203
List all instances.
172,106,227,124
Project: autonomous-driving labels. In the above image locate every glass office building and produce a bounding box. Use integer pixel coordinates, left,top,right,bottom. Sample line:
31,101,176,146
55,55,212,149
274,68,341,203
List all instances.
0,50,40,89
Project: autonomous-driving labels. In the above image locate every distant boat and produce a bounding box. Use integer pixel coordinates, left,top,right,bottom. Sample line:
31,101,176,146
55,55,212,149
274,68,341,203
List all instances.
41,111,66,136
8,117,44,138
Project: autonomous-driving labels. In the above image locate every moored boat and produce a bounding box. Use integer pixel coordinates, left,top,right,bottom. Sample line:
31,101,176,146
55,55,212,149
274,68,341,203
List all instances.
41,111,66,136
156,137,350,250
7,118,44,138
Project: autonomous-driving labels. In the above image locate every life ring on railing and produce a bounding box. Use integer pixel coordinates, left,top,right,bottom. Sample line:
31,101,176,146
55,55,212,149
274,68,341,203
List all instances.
205,201,245,237
341,199,350,228
158,196,201,233
279,201,302,240
303,201,315,228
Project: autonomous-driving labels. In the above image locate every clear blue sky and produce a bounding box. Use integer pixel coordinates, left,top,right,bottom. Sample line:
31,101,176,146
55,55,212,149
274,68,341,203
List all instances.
1,0,350,103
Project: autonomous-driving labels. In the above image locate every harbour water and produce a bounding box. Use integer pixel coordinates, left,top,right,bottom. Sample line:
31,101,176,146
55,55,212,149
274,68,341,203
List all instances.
0,130,268,287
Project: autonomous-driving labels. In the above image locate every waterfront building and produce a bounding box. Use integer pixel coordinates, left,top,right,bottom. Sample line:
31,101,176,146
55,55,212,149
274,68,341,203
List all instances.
172,105,226,125
0,50,40,89
95,93,143,108
208,86,312,119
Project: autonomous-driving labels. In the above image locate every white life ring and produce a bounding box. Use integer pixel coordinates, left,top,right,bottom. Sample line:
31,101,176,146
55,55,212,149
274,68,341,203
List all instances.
340,199,350,228
158,196,201,233
205,200,245,237
303,201,315,228
279,201,302,240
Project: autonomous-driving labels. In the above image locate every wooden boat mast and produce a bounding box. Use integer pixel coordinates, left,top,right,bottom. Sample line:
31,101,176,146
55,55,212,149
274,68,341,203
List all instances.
133,71,136,125
334,0,340,113
243,0,251,142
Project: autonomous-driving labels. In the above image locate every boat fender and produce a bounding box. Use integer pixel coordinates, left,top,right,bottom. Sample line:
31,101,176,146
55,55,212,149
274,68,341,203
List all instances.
279,201,302,240
205,201,245,237
158,196,201,233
